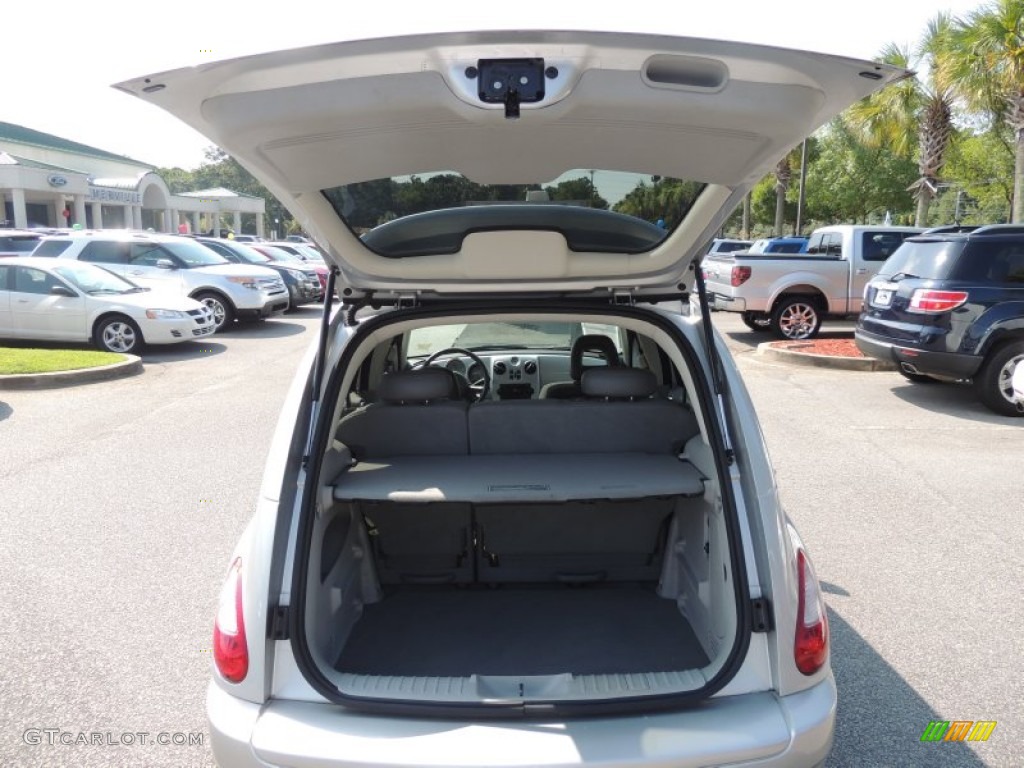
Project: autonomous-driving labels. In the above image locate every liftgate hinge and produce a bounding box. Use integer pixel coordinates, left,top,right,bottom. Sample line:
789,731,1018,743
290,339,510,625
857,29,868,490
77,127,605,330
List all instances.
750,598,773,633
269,605,290,640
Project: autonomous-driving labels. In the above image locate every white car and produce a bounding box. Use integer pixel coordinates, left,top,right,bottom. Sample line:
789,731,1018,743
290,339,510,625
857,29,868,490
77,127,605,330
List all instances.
34,231,289,331
0,256,214,353
121,31,905,768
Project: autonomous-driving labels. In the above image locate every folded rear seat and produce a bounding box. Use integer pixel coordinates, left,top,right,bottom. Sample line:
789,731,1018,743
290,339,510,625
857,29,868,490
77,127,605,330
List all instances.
470,367,698,584
335,368,473,584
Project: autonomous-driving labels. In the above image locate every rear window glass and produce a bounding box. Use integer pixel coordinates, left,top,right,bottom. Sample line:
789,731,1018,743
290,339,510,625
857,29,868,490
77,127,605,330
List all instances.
323,171,704,257
0,236,40,254
949,241,1024,283
32,240,72,258
878,240,966,280
862,231,917,262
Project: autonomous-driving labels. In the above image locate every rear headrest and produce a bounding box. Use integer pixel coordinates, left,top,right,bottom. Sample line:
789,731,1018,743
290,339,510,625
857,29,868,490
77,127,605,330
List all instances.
570,334,620,381
378,368,458,403
581,367,657,399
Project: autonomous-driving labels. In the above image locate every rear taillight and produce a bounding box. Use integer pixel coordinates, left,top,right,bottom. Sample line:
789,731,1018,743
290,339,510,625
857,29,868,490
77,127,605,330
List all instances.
731,266,752,287
213,558,248,683
794,549,829,676
908,289,968,313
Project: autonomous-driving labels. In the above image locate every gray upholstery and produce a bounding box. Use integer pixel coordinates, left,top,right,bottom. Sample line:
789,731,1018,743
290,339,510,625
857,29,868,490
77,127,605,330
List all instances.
359,501,474,584
335,369,468,460
468,399,698,455
540,334,620,399
581,367,657,399
475,499,675,583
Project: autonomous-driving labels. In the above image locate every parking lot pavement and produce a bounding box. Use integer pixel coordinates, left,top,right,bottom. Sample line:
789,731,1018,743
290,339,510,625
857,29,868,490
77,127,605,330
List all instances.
0,307,1018,767
722,312,1021,767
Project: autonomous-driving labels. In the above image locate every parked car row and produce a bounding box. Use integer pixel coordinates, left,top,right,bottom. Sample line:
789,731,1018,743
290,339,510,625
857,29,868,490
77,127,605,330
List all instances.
0,230,331,354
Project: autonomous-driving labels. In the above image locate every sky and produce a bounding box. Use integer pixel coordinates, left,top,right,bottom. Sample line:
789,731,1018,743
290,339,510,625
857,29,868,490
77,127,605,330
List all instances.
5,0,987,171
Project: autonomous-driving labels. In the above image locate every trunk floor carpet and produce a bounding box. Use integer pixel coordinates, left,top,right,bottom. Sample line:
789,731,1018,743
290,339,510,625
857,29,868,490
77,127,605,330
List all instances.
335,584,709,676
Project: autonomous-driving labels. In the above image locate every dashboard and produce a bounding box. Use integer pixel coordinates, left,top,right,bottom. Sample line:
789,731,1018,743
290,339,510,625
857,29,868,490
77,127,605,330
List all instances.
439,352,573,400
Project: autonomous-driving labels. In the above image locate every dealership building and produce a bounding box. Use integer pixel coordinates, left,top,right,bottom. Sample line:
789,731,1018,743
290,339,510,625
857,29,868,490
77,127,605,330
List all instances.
0,121,265,235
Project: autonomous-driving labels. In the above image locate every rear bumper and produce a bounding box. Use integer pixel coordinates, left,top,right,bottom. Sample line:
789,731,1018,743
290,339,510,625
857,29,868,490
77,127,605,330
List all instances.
854,330,981,379
709,292,747,312
208,674,836,767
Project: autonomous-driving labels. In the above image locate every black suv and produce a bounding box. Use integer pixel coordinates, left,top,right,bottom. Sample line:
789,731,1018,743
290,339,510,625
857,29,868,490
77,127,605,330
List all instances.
855,225,1024,416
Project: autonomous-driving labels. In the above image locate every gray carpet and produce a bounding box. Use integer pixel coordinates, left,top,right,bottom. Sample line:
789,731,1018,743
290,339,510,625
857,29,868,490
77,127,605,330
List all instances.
336,584,709,676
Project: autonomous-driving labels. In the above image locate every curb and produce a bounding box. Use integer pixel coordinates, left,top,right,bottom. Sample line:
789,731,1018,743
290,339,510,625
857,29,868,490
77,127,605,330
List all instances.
0,355,143,390
756,342,897,372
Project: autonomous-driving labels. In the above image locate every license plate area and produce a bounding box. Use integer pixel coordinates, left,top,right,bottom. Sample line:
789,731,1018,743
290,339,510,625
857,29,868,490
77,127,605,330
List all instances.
871,282,899,308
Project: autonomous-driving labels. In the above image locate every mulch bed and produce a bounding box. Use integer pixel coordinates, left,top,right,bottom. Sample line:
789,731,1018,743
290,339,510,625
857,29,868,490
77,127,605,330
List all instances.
769,338,866,358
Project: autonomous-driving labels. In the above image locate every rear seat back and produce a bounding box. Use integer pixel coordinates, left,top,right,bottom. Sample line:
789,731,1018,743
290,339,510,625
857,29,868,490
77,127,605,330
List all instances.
336,368,469,460
469,368,698,455
360,501,474,585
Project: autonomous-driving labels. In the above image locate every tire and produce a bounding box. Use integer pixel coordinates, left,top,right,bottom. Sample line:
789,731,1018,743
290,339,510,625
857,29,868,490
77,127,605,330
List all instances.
898,369,939,384
770,296,822,340
973,341,1024,417
195,292,235,332
741,312,772,332
95,315,143,354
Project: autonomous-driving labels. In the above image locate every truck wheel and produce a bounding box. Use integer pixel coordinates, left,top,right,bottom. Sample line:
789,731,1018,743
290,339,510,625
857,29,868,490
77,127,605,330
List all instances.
771,297,822,340
741,312,772,332
973,341,1024,417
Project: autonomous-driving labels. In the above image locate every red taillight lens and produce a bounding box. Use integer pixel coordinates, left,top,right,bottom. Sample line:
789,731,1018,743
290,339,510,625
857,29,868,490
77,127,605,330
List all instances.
794,549,829,676
908,289,968,313
731,266,752,287
213,558,248,683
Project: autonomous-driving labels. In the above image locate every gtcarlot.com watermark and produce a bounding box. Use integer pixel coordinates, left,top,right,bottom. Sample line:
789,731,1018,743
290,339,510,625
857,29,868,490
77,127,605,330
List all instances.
23,728,204,747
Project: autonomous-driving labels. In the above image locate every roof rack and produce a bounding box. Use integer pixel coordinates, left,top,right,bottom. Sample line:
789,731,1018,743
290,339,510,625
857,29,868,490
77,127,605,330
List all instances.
921,224,980,235
971,224,1024,236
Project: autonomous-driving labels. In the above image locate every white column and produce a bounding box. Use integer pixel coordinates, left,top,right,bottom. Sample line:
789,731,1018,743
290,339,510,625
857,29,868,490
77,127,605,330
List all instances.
134,206,143,229
255,214,265,238
12,188,28,228
163,208,173,232
232,211,242,235
73,195,87,228
53,198,67,228
90,201,103,229
192,211,201,234
170,208,179,232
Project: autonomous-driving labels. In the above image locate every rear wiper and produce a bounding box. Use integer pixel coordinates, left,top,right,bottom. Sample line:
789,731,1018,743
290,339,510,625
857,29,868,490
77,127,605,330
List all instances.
886,272,919,281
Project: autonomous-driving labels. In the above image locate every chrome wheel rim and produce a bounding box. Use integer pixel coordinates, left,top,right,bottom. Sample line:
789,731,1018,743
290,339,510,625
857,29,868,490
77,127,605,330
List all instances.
996,353,1024,404
778,303,818,339
102,322,136,353
202,298,227,328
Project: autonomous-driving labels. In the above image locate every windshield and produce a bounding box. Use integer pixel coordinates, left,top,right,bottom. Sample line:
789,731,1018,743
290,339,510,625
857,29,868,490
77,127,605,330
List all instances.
408,321,621,357
53,262,140,294
161,240,230,267
324,171,703,257
258,245,303,263
878,240,966,280
226,243,272,264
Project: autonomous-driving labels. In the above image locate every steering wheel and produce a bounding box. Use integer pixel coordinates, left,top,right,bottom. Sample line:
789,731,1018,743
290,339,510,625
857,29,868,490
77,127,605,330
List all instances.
423,347,491,402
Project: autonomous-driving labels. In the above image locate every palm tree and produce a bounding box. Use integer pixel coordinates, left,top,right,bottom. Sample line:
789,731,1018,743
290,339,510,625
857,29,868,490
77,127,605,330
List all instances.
847,16,956,226
949,0,1024,221
773,155,792,236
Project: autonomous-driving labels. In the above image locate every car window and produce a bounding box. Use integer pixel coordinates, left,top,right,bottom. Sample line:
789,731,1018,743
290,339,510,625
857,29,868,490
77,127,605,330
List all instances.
407,321,592,357
80,241,130,264
862,231,915,262
0,264,9,290
878,240,965,279
13,266,64,295
951,241,1024,283
0,236,40,254
130,243,179,267
31,240,72,258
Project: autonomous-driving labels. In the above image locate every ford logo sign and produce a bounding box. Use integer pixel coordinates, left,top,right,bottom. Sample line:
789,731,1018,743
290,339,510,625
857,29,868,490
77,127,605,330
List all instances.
47,174,68,188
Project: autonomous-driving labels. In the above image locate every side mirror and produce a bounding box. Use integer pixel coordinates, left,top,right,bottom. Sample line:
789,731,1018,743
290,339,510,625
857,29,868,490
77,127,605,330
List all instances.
155,258,177,270
50,285,76,297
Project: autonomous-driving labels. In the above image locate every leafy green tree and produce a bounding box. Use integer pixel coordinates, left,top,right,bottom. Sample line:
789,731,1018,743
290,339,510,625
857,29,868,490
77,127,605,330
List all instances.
543,177,608,208
802,119,917,224
847,16,956,226
942,128,1015,222
613,177,702,227
949,0,1024,221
